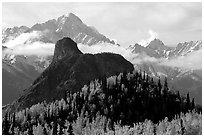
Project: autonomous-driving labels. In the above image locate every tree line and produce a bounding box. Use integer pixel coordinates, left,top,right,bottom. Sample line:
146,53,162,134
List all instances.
2,70,200,135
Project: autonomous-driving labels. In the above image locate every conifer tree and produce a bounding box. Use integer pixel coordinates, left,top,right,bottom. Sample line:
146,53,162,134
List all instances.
68,122,73,135
162,77,168,96
102,76,107,92
177,91,181,102
191,98,195,110
9,112,16,135
143,71,146,80
27,125,33,135
157,78,162,94
186,93,191,111
2,113,10,135
43,126,48,135
64,90,67,104
52,117,58,135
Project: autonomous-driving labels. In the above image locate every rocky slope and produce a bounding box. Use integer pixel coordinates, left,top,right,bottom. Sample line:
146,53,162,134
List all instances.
8,37,133,112
2,47,52,105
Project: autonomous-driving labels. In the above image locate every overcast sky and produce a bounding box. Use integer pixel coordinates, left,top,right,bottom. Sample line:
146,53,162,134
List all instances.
2,2,202,46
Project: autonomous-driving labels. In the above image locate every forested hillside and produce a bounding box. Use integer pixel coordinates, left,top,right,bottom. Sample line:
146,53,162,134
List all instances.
2,70,202,135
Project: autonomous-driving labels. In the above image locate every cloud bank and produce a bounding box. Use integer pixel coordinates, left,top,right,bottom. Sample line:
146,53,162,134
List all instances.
3,31,201,71
3,31,55,56
78,42,201,70
78,42,162,66
159,49,202,70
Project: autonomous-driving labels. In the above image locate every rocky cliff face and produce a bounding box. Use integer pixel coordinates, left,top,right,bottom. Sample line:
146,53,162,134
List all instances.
52,37,82,62
8,37,133,112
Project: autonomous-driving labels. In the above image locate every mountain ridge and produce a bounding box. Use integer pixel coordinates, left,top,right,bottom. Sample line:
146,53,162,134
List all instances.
7,37,134,112
131,39,202,104
130,39,201,59
2,12,118,106
3,12,116,46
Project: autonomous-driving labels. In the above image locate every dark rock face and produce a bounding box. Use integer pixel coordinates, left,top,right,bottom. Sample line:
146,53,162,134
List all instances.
52,37,82,62
9,37,133,111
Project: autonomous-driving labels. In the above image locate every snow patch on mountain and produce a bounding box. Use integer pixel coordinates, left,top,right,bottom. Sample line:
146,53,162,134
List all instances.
3,53,16,64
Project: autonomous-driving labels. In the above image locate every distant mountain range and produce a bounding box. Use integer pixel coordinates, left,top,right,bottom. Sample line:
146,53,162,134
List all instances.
2,13,202,107
129,39,202,104
129,38,201,59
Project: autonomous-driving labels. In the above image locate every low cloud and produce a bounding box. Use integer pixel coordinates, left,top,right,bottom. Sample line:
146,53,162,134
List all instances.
78,42,201,70
3,31,55,56
138,29,159,47
78,43,132,59
131,53,160,65
3,31,201,71
78,42,160,65
159,49,202,70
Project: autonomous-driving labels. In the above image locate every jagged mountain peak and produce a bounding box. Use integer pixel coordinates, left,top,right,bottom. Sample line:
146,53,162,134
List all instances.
2,25,29,35
68,12,83,22
3,12,116,46
130,43,144,50
52,37,82,62
147,38,166,49
169,40,202,57
127,43,142,50
177,40,202,49
19,25,29,30
134,43,142,47
57,13,83,26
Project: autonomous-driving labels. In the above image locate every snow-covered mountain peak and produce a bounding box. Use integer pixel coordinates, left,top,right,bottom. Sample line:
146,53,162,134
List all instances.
131,38,202,59
57,13,82,26
169,40,202,57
